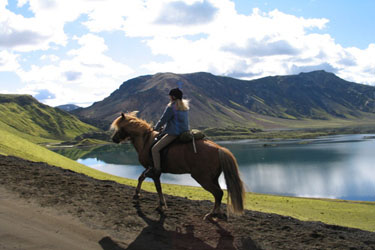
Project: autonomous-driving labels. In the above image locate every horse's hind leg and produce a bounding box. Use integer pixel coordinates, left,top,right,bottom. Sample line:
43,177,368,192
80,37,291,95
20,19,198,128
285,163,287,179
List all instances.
193,176,225,220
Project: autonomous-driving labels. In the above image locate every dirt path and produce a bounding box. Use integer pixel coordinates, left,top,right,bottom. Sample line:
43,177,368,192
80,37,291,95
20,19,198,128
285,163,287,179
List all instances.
0,187,108,250
0,155,374,249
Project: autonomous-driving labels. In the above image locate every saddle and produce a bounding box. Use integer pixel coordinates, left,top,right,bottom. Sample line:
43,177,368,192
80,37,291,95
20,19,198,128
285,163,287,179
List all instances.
150,129,205,171
177,129,205,143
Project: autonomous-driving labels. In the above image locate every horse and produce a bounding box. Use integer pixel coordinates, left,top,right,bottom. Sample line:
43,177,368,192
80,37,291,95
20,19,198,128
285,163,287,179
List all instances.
110,112,245,219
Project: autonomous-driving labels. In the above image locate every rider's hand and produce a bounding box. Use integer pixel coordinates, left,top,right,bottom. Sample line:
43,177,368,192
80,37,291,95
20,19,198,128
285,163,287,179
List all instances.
153,126,163,132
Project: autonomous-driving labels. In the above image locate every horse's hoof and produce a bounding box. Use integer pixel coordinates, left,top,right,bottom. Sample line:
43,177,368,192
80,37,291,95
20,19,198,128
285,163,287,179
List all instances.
204,213,213,221
204,213,227,221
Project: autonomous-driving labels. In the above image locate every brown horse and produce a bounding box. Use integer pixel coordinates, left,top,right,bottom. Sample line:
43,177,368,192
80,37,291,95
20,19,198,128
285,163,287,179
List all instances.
111,112,245,219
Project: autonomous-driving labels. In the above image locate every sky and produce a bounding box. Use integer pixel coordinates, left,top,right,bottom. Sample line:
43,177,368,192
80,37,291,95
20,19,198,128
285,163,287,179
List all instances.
1,0,375,107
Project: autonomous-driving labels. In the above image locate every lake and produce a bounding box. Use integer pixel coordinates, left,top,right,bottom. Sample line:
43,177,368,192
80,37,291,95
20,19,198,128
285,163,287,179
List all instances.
57,134,375,201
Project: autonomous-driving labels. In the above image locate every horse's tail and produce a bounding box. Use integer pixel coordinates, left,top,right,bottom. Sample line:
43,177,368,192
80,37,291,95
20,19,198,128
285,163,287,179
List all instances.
219,147,245,215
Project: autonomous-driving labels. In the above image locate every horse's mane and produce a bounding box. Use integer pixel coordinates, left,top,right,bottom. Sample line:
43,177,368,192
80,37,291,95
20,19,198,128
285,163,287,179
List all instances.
111,112,153,133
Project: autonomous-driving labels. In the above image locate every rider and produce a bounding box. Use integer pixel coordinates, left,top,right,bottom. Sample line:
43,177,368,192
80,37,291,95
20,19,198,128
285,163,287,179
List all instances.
149,88,190,177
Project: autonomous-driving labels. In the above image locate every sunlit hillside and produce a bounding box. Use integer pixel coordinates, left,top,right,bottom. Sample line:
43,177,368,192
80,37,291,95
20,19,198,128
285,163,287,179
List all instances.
0,94,100,143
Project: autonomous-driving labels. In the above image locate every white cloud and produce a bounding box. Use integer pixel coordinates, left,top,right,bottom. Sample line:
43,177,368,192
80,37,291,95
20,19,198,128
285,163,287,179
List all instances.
1,0,66,51
155,0,218,26
40,54,59,62
223,38,300,57
138,3,375,85
63,71,82,81
335,44,375,85
117,0,225,38
0,27,47,48
82,0,129,32
1,0,375,107
140,5,332,78
17,33,133,106
0,50,20,71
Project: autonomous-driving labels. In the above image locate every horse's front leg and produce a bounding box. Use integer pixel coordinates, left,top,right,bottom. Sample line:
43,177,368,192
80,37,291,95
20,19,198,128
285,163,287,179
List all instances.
153,177,167,211
134,169,147,199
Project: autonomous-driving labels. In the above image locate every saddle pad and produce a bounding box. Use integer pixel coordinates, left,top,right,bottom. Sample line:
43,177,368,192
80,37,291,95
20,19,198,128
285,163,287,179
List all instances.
178,129,205,143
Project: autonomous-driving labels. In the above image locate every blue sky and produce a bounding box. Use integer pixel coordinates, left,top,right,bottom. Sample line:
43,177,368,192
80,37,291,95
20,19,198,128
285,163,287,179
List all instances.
1,0,374,107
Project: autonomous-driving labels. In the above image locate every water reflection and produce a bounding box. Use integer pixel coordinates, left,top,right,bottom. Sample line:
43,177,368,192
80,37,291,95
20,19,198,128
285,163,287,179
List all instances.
234,136,375,201
77,158,204,187
57,134,375,201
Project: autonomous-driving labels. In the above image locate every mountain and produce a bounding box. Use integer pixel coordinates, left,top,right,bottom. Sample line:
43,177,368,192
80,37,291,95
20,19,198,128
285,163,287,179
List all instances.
73,71,375,129
0,94,100,142
56,104,81,112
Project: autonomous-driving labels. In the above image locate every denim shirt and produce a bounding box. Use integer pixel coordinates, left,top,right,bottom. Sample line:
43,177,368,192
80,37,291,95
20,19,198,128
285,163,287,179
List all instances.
154,103,189,135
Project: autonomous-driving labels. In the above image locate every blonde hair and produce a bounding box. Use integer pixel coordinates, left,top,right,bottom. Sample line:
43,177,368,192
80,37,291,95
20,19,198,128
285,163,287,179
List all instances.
169,99,190,111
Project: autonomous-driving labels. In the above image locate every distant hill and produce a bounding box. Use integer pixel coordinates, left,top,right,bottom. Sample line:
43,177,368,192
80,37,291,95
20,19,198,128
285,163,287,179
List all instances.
0,94,100,142
73,71,375,129
56,104,81,112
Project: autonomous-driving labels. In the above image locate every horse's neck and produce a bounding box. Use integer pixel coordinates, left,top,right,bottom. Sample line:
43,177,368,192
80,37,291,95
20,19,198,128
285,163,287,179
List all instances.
132,131,157,160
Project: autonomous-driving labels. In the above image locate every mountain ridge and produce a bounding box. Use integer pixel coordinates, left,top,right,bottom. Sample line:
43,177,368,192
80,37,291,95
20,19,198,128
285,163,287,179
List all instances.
56,104,81,112
73,71,375,129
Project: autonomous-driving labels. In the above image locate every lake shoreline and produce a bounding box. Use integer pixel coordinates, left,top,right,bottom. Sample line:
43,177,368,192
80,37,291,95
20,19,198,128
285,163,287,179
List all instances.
206,125,375,141
46,124,375,149
63,133,375,203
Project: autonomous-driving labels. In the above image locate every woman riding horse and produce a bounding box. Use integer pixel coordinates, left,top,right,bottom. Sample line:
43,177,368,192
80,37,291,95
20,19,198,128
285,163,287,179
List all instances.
111,99,245,219
149,88,190,177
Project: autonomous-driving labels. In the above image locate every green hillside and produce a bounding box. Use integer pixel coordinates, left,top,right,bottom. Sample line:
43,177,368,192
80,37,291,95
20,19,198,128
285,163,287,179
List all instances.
0,94,100,143
0,125,127,181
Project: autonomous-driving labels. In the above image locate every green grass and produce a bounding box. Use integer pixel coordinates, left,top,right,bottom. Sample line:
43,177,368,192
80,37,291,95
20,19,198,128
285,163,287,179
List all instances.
1,126,374,232
0,94,100,143
0,120,60,144
244,193,375,232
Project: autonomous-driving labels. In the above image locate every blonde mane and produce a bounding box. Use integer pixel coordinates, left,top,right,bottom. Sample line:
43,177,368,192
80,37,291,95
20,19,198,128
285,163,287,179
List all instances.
111,112,153,134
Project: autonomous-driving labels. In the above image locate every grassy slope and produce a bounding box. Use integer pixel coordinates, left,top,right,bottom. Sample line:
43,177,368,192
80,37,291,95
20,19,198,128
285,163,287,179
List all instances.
0,94,99,143
0,119,60,144
0,127,374,232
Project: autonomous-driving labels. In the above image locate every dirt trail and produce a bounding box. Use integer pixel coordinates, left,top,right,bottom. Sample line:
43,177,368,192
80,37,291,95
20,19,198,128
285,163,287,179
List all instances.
1,155,374,249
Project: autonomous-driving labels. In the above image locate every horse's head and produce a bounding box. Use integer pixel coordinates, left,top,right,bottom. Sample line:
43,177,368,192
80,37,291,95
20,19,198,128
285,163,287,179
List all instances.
110,113,132,143
110,111,151,144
